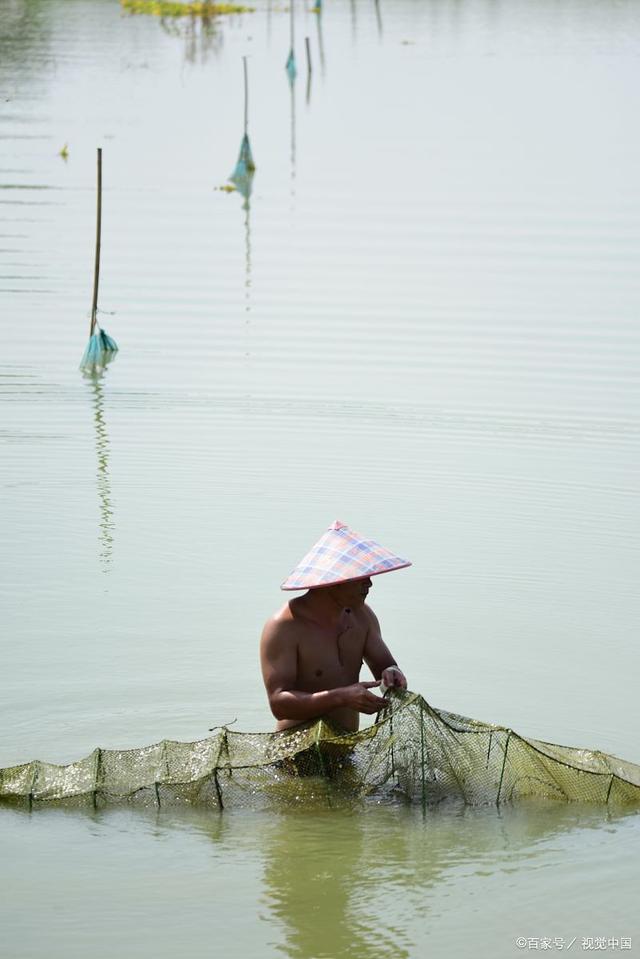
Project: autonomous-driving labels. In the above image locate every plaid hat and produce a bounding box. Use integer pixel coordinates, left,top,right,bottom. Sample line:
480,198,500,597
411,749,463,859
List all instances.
281,520,411,591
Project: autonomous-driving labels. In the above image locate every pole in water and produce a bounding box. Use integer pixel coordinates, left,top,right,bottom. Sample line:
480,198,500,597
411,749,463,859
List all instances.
305,37,312,104
90,147,102,337
243,55,249,136
80,146,117,373
305,36,312,74
286,0,297,80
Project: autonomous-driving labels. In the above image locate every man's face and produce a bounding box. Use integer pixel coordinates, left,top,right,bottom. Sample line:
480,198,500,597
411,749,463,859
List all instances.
327,577,372,609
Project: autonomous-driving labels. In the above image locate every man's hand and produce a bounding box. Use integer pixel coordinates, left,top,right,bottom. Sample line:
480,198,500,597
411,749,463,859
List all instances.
381,666,407,690
339,681,386,714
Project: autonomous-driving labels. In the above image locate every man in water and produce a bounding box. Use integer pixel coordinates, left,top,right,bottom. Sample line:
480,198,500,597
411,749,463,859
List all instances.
260,520,411,732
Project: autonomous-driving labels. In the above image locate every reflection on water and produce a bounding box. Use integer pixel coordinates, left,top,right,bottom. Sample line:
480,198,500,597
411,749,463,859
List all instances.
159,13,224,64
305,38,312,105
374,0,383,38
288,69,296,201
229,57,256,312
242,185,253,313
257,803,636,959
76,801,637,959
261,810,412,959
315,3,325,72
229,169,254,314
85,373,115,571
0,0,51,82
1,777,638,957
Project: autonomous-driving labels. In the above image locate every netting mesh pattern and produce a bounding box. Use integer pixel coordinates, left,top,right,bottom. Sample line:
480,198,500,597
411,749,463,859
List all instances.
1,692,639,810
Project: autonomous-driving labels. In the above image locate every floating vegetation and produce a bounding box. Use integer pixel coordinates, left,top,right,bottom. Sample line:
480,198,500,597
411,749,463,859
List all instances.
121,0,254,16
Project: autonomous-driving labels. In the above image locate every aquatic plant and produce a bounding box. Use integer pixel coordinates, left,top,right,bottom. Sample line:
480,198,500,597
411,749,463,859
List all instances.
121,0,254,16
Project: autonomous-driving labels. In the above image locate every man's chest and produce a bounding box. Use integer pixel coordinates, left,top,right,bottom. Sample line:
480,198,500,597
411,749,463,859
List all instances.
296,622,367,682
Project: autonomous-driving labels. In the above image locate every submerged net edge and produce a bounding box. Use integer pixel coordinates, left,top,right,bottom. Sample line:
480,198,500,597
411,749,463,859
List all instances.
1,692,639,808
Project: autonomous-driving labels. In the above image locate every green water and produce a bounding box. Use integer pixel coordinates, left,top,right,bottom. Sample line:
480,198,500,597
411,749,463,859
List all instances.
2,801,638,958
1,0,639,955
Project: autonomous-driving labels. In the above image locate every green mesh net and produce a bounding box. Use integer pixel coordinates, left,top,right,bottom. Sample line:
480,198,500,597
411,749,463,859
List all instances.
1,691,639,810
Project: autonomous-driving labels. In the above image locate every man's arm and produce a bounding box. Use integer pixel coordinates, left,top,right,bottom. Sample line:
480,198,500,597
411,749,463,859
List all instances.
260,618,385,721
362,605,408,689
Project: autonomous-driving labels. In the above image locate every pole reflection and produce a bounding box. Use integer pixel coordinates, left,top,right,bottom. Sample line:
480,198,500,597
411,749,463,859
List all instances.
85,372,115,572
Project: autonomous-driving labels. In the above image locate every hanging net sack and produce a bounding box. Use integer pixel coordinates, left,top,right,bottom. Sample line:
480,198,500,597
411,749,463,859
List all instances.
1,692,639,811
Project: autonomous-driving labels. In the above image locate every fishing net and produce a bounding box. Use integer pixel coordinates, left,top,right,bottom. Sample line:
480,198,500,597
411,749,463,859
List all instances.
1,691,639,811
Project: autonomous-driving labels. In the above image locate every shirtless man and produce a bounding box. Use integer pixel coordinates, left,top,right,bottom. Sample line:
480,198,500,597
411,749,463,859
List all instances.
260,520,411,732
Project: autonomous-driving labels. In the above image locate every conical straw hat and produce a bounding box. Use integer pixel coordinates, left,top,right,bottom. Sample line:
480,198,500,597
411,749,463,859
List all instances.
281,520,411,591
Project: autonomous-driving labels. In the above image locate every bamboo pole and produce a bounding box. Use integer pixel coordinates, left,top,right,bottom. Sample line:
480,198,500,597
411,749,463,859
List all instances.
496,730,512,805
305,36,312,74
243,56,249,135
90,147,102,337
419,700,427,813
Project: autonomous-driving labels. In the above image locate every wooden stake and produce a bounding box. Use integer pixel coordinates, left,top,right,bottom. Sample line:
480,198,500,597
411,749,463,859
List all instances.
90,147,102,337
243,56,249,135
305,36,312,74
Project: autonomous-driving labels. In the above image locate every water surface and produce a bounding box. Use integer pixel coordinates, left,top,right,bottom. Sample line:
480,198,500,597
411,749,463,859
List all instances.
1,0,639,955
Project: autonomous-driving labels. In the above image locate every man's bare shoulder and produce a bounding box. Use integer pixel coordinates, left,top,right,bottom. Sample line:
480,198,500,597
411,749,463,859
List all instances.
261,602,298,645
356,602,380,629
